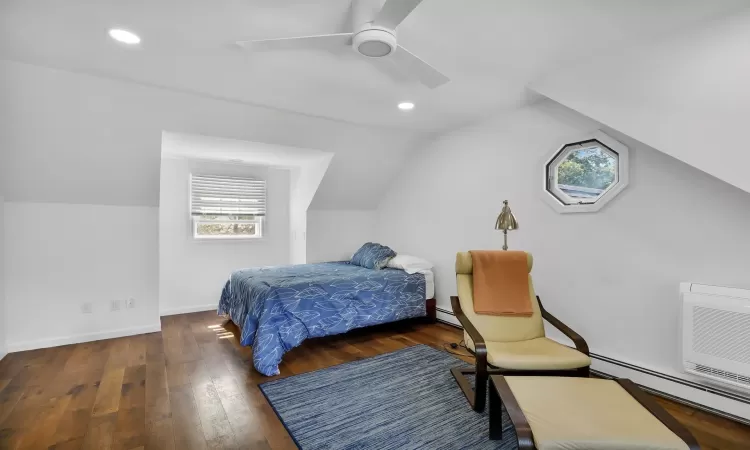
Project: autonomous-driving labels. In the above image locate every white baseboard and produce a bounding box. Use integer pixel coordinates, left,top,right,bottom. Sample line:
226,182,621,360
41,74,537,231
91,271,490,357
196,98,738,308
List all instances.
160,304,218,317
437,308,460,327
7,323,162,353
590,355,750,424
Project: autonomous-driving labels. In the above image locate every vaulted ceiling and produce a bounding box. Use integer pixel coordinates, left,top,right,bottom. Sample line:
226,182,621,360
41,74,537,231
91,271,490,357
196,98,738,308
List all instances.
1,0,745,132
0,1,746,209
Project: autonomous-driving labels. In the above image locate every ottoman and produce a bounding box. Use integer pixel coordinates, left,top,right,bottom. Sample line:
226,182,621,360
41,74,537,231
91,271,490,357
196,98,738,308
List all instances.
489,376,700,450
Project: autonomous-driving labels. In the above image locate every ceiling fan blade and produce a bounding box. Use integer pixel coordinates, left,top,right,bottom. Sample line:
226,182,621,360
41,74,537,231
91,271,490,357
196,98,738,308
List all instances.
373,0,424,29
237,33,352,52
392,45,449,89
366,57,412,84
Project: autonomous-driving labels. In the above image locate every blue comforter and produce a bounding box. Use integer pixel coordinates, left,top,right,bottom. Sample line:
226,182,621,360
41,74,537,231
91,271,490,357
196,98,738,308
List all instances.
218,262,427,376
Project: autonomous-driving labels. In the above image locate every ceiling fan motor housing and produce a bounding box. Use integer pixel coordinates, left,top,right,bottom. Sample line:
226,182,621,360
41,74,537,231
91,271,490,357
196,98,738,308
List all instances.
242,0,449,89
352,25,397,58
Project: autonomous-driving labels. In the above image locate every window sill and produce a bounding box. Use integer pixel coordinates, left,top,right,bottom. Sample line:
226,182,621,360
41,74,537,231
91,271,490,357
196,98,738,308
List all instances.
192,236,266,242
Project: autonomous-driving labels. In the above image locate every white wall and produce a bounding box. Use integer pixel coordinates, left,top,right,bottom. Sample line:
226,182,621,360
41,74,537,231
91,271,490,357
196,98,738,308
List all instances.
290,202,307,265
3,202,160,351
160,131,334,266
376,99,750,416
531,7,750,195
0,198,6,358
159,158,290,315
306,210,377,263
290,156,335,264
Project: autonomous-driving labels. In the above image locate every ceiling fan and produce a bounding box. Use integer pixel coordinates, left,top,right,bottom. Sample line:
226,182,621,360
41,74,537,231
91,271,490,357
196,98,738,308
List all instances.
236,0,449,89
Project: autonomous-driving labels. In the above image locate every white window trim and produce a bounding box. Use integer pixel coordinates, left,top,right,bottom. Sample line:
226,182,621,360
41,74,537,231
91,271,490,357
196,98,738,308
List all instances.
541,130,630,214
192,216,265,240
548,143,620,205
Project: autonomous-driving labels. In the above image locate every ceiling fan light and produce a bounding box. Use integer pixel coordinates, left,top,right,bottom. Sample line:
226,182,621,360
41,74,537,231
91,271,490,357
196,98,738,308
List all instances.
352,28,397,58
358,40,392,58
398,102,415,110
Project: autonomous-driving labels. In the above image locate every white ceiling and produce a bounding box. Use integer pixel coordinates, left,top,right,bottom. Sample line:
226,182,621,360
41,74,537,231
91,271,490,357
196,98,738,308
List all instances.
0,59,424,208
1,0,745,132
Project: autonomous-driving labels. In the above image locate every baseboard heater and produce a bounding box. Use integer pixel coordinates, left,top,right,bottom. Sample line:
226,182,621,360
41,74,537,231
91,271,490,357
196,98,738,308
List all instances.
434,306,750,426
590,356,750,427
436,306,456,319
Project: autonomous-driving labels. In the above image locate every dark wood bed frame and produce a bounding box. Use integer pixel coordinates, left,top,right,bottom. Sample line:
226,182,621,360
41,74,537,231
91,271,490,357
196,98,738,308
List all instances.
425,297,437,323
450,295,589,412
489,375,701,449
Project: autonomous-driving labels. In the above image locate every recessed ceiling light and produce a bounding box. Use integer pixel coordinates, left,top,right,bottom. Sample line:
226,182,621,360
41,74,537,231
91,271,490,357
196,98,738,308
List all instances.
109,29,141,45
398,102,415,111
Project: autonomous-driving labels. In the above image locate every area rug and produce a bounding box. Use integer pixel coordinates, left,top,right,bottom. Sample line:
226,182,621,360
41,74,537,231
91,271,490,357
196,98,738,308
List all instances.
259,345,517,449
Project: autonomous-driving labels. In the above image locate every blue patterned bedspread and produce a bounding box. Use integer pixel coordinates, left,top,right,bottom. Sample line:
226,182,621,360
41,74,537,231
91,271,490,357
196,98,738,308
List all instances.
218,262,426,376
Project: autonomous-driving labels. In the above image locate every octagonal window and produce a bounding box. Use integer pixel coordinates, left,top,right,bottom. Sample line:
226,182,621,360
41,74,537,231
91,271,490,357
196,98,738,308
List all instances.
543,132,629,213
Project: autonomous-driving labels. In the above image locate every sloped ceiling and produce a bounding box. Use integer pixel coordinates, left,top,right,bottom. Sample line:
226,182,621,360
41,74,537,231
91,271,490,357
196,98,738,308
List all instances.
531,7,750,195
1,1,747,209
1,0,744,132
0,60,425,208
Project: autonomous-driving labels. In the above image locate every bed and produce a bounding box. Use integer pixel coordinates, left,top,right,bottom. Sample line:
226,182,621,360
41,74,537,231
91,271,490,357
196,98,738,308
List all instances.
218,261,436,376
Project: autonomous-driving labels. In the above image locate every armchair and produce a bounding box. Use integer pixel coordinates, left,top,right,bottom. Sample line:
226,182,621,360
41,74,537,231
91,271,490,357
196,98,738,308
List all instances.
450,251,591,412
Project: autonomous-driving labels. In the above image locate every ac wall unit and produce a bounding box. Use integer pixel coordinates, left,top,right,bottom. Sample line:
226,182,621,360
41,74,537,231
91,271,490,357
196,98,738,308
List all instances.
681,282,750,391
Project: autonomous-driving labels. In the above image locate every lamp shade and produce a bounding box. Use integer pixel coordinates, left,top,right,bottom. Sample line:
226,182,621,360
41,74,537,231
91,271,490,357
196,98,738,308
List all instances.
495,200,519,231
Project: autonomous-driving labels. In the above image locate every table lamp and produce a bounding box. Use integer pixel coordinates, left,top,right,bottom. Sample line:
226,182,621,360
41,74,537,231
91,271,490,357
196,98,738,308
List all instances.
495,200,519,250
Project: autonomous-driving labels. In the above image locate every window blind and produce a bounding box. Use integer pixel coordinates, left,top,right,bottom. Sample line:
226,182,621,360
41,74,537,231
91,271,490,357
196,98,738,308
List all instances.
190,174,266,217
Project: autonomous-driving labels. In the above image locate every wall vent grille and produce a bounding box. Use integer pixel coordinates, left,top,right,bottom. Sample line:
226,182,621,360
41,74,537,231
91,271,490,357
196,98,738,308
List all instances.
685,361,750,389
692,306,750,365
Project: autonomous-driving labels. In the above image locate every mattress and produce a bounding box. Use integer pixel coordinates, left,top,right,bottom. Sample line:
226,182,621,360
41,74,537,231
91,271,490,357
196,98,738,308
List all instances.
423,269,435,299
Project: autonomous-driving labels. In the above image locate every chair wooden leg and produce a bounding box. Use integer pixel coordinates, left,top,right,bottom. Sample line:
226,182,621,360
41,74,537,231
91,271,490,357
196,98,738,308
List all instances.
451,367,476,408
450,366,489,412
488,377,503,440
475,368,488,412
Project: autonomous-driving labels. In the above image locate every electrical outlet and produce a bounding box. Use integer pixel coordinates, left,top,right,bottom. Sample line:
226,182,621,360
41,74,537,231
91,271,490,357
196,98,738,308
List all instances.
127,298,135,309
81,302,93,314
111,299,121,311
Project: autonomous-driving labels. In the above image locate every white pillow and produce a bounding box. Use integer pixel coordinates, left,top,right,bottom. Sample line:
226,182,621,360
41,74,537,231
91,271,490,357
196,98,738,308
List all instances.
387,254,433,274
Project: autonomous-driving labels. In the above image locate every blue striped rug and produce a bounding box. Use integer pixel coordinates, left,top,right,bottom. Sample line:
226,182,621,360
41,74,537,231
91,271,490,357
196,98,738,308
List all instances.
259,345,517,449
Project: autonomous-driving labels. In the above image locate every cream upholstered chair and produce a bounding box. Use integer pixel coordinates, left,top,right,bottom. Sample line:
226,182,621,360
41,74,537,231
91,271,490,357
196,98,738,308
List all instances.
451,251,591,412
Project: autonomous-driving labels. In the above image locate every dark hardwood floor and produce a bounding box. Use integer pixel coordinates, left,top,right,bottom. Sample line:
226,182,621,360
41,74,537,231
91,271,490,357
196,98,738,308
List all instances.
0,311,747,449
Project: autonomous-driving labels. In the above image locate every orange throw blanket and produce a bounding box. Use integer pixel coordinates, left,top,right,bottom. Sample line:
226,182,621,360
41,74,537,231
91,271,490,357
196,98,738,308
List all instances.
470,250,532,316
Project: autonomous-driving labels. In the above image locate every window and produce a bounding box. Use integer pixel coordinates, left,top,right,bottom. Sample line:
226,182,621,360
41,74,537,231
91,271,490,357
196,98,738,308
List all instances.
543,131,629,213
190,174,266,239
